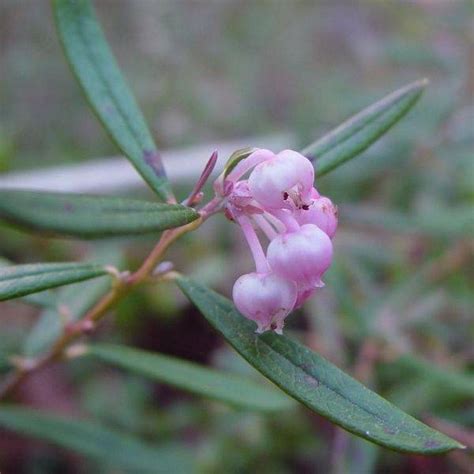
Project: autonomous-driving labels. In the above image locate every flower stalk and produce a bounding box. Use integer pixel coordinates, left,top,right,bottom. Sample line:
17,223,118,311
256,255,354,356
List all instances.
221,148,338,334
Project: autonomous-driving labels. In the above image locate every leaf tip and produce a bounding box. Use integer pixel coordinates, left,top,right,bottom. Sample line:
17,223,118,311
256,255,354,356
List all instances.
425,436,467,454
409,78,429,95
419,77,430,87
449,438,467,451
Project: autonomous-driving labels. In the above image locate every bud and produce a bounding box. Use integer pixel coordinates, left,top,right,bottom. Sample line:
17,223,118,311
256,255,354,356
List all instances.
295,195,338,239
232,272,297,334
248,150,314,210
267,224,333,288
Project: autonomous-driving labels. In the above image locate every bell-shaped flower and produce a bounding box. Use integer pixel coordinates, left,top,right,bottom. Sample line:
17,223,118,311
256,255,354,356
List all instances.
267,224,333,288
232,271,297,334
294,285,318,309
248,150,314,210
294,194,338,239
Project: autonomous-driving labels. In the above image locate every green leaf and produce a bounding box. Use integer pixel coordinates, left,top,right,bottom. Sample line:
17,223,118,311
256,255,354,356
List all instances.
302,79,428,177
53,0,173,201
341,204,473,238
386,355,474,398
0,405,194,473
0,262,108,301
22,278,110,357
17,290,57,308
0,257,56,307
22,246,123,357
0,190,199,238
223,147,258,178
88,343,294,412
176,276,463,454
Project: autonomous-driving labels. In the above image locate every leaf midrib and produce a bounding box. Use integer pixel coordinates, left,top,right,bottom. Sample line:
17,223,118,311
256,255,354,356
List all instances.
307,84,421,160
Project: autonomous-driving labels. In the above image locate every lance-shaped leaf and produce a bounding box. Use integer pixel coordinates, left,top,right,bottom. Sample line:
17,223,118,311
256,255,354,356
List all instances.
341,204,473,238
302,79,428,177
0,405,194,473
87,343,294,412
0,190,199,238
53,0,173,201
176,276,463,454
14,289,57,308
0,262,109,301
22,246,123,357
0,257,56,307
384,355,474,398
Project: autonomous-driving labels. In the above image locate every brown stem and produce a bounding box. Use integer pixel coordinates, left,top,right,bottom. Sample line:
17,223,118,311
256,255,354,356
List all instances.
127,217,202,285
0,371,25,399
0,216,204,400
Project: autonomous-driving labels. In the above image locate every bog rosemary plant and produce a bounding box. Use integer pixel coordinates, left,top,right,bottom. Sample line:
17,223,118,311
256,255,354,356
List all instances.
0,0,465,465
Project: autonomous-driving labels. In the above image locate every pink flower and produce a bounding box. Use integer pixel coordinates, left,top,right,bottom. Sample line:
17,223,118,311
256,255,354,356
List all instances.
224,180,263,221
248,150,314,210
294,285,318,309
215,147,337,334
267,224,333,288
295,195,338,239
232,272,297,334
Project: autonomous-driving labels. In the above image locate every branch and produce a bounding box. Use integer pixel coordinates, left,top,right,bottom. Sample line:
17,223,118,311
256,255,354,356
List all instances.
0,218,204,399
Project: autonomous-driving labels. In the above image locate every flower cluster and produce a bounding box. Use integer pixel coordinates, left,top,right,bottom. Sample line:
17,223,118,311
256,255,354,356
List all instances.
216,149,338,334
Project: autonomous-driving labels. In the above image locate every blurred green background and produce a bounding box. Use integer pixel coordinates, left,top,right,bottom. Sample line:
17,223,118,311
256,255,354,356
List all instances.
0,1,473,473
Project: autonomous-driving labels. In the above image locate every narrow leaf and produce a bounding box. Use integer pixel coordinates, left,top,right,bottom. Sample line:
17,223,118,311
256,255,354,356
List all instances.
0,190,199,238
16,290,57,308
176,276,463,454
0,405,194,473
0,262,108,301
302,79,428,177
386,355,474,397
53,0,173,201
23,246,123,357
223,147,257,178
22,278,110,357
88,343,294,412
0,257,56,307
341,204,473,238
